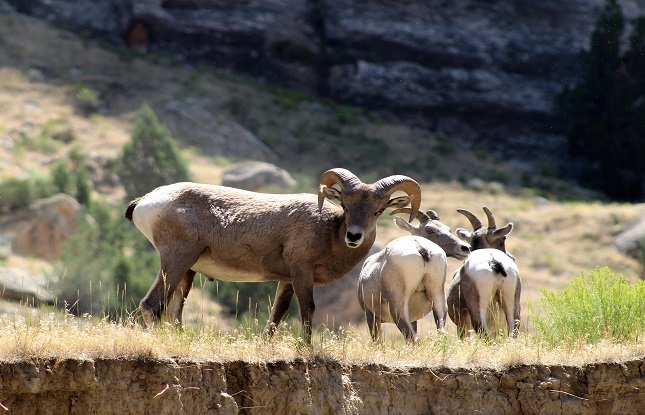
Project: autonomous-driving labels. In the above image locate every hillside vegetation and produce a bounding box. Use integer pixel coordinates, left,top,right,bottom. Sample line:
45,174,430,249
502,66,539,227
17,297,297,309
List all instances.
0,8,643,343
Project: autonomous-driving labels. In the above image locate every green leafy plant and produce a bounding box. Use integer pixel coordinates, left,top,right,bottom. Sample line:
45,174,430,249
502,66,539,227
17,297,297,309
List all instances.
529,266,645,348
75,86,101,114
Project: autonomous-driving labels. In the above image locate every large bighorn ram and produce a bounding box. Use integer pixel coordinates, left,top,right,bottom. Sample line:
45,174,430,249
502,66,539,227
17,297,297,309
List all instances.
447,206,521,338
124,168,421,343
358,208,470,342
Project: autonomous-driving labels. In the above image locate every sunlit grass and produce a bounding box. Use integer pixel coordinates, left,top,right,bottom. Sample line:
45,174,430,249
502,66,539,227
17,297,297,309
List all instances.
0,309,643,369
2,267,645,368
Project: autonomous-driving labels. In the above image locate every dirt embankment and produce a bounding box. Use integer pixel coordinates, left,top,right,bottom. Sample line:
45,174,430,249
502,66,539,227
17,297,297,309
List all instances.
1,357,644,415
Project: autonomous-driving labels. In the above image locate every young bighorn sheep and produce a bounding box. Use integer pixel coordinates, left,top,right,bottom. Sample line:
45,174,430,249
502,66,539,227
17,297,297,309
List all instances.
358,208,470,342
124,168,421,343
447,206,521,338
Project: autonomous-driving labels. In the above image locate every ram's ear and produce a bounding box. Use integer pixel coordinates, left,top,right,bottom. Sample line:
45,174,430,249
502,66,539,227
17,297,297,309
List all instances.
387,195,411,208
456,228,471,243
394,217,416,233
493,223,513,238
322,186,342,206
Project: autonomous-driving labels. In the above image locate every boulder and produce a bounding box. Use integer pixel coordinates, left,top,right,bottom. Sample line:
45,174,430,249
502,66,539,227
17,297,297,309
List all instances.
0,266,55,304
615,216,645,260
163,99,279,163
221,161,296,192
12,194,87,260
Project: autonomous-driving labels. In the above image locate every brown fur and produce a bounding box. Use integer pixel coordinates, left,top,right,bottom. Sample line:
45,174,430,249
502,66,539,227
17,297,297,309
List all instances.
127,168,421,343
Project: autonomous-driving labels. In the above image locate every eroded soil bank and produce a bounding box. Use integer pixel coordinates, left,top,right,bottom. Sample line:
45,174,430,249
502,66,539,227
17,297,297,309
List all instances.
1,357,644,415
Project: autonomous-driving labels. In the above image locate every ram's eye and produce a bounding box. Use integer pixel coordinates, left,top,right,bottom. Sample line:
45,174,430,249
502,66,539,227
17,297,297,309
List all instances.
375,209,384,216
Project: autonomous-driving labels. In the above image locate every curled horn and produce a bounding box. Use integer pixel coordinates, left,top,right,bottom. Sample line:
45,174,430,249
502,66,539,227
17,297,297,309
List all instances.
374,175,421,222
389,207,430,223
318,168,362,211
483,206,497,230
457,208,483,231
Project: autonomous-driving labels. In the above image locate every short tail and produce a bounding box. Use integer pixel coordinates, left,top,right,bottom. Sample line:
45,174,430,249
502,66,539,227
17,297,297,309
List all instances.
489,258,507,277
414,240,431,263
124,198,140,222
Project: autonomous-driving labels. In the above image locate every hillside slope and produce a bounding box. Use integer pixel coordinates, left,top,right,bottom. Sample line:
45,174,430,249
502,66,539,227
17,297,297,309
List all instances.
8,0,645,176
0,8,643,336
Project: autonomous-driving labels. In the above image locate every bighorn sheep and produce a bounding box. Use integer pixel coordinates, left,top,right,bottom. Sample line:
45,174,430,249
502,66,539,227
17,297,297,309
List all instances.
358,208,470,342
447,206,521,338
124,168,421,343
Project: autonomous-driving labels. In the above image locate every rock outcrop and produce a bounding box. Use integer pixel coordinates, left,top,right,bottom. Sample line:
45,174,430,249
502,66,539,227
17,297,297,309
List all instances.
221,161,296,192
615,215,645,276
1,357,645,414
5,0,645,171
163,100,279,163
0,267,55,305
8,194,88,260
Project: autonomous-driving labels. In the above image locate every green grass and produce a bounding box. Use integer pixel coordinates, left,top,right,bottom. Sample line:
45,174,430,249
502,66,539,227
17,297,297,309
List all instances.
529,266,645,348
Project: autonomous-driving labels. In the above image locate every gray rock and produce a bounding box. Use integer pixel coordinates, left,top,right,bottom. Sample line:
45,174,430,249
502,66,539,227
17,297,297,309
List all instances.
0,267,55,304
0,194,91,260
221,161,296,192
163,99,279,163
615,216,645,260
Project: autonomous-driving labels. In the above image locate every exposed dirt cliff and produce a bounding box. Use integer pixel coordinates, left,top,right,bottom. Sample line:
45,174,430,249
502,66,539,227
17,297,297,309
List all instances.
1,357,645,415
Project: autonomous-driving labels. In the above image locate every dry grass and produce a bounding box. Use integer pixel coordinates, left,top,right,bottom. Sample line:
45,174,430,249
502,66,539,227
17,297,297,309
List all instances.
1,305,644,370
1,9,645,368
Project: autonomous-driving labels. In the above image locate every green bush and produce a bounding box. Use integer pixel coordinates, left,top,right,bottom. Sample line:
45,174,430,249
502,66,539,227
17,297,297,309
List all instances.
118,104,191,202
56,201,159,318
529,266,645,347
75,86,101,114
434,132,456,155
51,160,73,194
0,175,54,212
0,177,33,212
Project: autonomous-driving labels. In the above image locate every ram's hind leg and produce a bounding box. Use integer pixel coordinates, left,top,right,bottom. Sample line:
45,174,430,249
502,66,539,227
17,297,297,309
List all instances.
364,307,382,342
139,248,202,327
166,270,196,327
389,300,417,342
448,282,471,339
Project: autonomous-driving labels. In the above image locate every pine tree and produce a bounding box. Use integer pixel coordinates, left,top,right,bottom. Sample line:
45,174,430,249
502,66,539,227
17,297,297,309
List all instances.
76,167,92,207
558,0,645,200
119,105,190,201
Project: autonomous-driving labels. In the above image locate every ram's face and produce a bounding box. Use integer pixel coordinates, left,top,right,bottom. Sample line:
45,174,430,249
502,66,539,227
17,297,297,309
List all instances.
318,168,420,249
340,186,389,248
421,221,470,260
323,184,411,249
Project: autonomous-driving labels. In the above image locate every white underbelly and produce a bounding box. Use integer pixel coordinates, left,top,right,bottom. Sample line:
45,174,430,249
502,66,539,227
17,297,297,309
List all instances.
191,257,269,282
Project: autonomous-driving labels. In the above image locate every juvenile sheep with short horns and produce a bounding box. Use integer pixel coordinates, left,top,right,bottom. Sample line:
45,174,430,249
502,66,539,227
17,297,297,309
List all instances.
447,206,521,339
358,208,470,342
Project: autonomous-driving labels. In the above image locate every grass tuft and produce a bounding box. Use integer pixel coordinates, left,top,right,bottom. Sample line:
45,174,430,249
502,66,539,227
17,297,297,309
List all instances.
529,266,645,348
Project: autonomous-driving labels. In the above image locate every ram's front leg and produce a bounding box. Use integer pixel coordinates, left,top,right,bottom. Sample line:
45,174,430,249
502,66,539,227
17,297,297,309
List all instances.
292,264,316,344
264,281,294,338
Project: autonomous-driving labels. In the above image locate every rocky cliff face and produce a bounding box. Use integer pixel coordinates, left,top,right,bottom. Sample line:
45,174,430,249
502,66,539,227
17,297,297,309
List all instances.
2,357,645,414
6,0,645,170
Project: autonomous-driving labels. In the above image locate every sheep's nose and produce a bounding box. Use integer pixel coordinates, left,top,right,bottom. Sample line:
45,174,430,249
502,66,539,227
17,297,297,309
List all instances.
461,245,470,253
345,226,364,248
